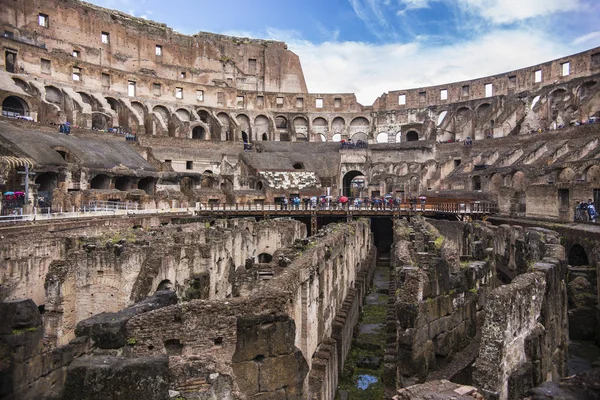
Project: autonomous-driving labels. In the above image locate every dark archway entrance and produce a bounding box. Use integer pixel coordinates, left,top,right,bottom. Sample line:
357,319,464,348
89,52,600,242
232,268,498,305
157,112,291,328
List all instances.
343,170,365,198
568,244,589,266
90,174,110,189
2,96,28,117
406,131,419,142
192,126,206,140
257,253,273,263
138,177,155,195
242,131,249,143
262,133,268,141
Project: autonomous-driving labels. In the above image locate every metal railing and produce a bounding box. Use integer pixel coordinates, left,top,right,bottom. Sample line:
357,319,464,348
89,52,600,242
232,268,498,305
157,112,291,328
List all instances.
195,201,498,214
0,206,193,224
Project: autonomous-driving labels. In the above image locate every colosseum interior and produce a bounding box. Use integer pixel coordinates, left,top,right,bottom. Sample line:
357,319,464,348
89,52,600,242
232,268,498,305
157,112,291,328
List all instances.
0,1,599,399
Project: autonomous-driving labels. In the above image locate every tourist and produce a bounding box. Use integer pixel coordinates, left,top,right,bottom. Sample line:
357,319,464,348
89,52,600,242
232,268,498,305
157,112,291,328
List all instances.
588,201,597,223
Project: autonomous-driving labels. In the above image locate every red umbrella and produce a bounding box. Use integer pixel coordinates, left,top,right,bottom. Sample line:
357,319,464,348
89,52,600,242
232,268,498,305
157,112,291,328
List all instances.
339,196,348,203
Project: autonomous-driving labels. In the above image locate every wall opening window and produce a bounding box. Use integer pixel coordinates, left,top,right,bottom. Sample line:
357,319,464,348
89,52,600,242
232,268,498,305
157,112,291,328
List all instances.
164,159,172,167
217,92,225,105
334,97,342,108
101,73,110,88
236,95,244,108
4,30,14,39
248,58,257,74
561,62,570,76
296,97,304,108
316,98,323,108
180,72,186,79
41,58,51,74
534,69,542,83
155,45,162,56
256,95,264,107
454,159,461,167
101,32,110,44
175,87,183,99
153,83,161,96
398,94,406,105
419,91,426,103
72,50,80,58
5,51,16,73
440,89,448,100
72,67,81,81
462,85,469,97
276,96,284,107
186,161,193,170
196,90,204,102
508,75,517,88
128,81,136,97
484,83,493,97
38,13,49,28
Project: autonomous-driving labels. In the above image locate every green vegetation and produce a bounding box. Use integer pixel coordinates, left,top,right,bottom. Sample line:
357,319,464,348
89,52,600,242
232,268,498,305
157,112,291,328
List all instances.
127,338,137,345
434,236,444,251
12,327,38,335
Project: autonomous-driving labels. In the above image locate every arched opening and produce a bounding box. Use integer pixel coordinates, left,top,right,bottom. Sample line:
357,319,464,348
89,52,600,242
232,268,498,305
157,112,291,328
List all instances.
586,165,600,182
558,168,575,183
568,244,588,266
105,97,120,112
256,181,263,191
332,133,342,142
241,131,249,143
90,174,110,190
35,172,57,203
512,171,526,192
152,105,170,122
406,131,419,142
257,253,273,263
236,114,250,142
472,175,482,191
91,113,109,130
11,78,30,93
176,108,191,121
293,117,308,141
45,86,63,105
275,116,288,129
275,116,289,141
351,132,368,143
319,134,327,142
217,112,231,141
115,176,132,191
376,132,388,143
192,126,206,140
157,279,173,291
2,95,29,117
254,115,269,142
138,177,155,195
201,173,215,189
220,178,233,191
262,133,268,141
343,170,365,198
293,162,304,170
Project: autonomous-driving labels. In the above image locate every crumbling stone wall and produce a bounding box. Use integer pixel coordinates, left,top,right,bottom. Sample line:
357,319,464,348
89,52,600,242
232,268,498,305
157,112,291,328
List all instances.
42,218,305,345
473,255,568,400
391,218,495,387
57,220,374,400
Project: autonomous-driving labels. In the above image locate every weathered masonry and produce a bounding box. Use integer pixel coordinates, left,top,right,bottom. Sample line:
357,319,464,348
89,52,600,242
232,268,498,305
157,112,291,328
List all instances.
0,217,376,399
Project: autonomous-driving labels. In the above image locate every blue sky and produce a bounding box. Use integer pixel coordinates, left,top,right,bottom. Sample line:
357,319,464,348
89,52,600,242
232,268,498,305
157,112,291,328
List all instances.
90,0,600,104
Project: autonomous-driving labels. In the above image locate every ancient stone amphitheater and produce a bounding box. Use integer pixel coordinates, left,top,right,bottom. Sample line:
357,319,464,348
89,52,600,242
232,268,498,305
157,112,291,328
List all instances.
0,1,599,399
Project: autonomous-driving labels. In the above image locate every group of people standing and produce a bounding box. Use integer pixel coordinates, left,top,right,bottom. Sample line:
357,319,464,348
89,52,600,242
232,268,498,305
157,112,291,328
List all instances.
576,199,598,222
278,194,427,211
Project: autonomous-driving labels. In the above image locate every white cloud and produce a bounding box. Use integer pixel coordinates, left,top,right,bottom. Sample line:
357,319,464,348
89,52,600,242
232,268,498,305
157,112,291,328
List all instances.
288,28,572,105
573,31,600,46
457,0,581,24
397,0,436,14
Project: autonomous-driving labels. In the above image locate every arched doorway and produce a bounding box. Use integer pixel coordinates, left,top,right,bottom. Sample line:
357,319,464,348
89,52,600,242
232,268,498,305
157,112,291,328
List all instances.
138,177,155,195
241,131,249,143
343,170,365,198
262,133,268,141
90,174,110,189
406,131,419,142
192,126,206,140
568,244,589,266
115,176,132,191
257,253,273,263
2,96,28,117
